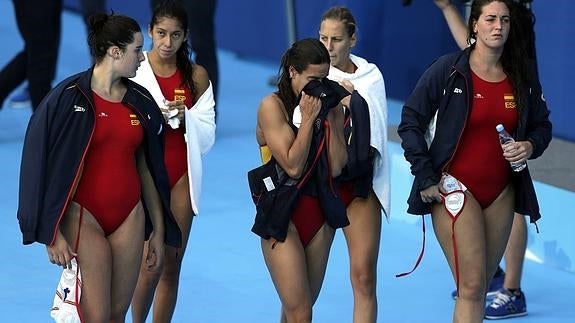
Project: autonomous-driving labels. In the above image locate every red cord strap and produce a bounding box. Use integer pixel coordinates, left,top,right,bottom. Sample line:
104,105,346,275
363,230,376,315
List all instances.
76,207,84,322
396,173,467,292
441,189,466,297
395,215,426,278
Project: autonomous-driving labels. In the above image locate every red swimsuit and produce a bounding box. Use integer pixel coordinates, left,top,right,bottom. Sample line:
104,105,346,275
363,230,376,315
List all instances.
156,70,194,188
73,92,144,235
290,194,325,247
291,182,355,247
448,72,518,208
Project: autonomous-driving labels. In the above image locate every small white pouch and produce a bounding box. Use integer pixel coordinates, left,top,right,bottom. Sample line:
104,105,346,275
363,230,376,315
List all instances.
50,258,82,323
439,173,467,219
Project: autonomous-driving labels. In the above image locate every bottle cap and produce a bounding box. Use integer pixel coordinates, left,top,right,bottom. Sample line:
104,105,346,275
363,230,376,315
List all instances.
496,124,504,132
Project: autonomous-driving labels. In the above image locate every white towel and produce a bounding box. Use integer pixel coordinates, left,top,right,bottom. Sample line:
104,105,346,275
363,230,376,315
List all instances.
132,52,216,214
328,54,390,216
132,52,170,111
184,82,216,214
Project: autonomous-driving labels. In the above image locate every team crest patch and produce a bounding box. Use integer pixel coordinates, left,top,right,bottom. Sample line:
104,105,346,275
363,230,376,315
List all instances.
504,93,516,109
130,114,140,126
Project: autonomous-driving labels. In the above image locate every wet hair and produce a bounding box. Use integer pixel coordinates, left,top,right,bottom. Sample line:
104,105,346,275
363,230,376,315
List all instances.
467,0,530,110
150,0,197,98
320,6,357,38
87,13,141,64
275,38,330,121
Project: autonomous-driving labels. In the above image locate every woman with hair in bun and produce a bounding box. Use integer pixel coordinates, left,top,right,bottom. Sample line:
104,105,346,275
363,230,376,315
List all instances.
17,12,180,321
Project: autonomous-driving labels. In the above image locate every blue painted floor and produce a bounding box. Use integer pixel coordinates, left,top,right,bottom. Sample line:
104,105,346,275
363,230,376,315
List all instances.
1,1,574,322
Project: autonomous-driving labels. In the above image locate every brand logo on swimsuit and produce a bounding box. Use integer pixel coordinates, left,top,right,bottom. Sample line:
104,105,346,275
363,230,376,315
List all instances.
130,114,140,126
474,93,484,99
73,105,85,112
98,112,108,118
453,88,463,94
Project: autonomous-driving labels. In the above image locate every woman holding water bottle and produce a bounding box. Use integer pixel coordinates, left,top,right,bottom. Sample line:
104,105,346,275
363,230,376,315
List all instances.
397,1,551,322
130,1,216,321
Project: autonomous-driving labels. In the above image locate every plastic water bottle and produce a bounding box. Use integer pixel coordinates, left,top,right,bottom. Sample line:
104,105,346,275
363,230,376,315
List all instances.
496,124,526,172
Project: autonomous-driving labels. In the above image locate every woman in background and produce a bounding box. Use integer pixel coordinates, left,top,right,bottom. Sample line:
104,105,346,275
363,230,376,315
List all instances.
130,1,215,322
319,6,390,322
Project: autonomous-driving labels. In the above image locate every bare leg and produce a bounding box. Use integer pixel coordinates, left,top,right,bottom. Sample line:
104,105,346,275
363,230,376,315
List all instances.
60,203,112,322
131,174,193,323
502,213,527,290
131,240,159,323
265,223,312,323
61,202,145,323
432,185,514,323
108,203,147,323
305,223,336,304
342,190,381,323
483,186,516,289
265,222,334,323
151,175,193,322
432,195,487,323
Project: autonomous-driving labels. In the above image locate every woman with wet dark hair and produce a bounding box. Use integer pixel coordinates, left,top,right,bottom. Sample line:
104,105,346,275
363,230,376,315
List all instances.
254,38,348,322
398,1,551,321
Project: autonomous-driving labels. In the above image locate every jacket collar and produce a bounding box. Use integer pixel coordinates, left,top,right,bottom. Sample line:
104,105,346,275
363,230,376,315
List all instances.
452,45,473,75
77,66,94,94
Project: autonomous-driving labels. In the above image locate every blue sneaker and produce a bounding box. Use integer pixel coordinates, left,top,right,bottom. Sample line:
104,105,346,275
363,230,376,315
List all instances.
451,268,505,300
485,288,527,319
9,88,31,108
486,269,505,298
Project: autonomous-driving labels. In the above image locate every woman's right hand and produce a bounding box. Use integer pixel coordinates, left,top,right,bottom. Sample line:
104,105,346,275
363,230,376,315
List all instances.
164,99,186,122
298,92,321,125
420,184,443,204
46,229,76,269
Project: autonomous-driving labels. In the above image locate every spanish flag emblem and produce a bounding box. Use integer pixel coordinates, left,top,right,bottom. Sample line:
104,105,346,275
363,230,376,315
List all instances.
130,114,140,126
504,93,516,109
174,89,186,102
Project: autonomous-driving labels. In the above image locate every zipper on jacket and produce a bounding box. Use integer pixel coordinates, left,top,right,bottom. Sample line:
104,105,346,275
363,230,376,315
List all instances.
441,67,471,174
50,86,97,246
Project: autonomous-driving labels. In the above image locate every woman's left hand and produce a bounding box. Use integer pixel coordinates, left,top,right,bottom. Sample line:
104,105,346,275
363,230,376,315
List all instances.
502,140,533,165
